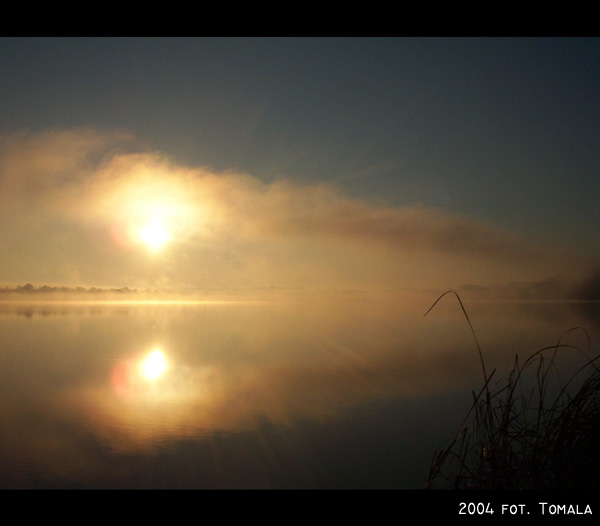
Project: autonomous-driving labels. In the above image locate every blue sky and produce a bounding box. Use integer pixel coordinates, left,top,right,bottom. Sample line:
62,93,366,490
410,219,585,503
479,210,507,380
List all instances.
1,37,599,292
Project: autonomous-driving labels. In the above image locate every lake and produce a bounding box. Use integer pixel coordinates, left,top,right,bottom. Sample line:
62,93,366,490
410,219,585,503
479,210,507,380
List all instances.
1,292,599,489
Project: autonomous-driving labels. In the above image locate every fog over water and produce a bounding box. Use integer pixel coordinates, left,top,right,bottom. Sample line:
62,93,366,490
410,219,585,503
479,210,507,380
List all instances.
1,292,598,488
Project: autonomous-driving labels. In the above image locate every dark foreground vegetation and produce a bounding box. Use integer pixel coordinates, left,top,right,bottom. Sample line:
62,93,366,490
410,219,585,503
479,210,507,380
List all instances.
425,291,600,490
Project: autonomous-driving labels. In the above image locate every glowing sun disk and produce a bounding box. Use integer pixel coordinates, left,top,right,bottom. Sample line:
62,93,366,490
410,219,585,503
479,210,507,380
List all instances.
140,220,169,249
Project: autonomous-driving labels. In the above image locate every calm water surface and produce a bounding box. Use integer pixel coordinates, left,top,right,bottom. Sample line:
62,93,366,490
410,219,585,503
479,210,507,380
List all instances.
1,293,599,488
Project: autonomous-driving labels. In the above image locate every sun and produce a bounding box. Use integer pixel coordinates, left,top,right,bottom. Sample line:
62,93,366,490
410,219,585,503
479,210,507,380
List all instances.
139,220,169,250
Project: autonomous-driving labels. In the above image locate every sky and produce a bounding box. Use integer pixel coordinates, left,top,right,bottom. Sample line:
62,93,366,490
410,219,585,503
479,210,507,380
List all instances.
1,37,599,296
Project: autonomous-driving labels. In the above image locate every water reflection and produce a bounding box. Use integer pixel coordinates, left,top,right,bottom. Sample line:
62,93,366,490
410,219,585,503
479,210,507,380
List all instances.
112,347,169,397
1,295,599,488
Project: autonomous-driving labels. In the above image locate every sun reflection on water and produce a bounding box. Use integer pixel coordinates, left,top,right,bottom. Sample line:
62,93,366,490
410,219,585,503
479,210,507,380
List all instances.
93,344,229,450
139,348,167,381
110,347,173,400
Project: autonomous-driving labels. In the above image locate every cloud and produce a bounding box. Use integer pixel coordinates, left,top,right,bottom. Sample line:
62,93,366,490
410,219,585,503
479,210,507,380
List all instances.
0,128,593,292
0,128,134,210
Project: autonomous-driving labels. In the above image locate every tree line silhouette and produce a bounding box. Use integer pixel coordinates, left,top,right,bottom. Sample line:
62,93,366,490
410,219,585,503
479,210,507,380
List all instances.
0,283,140,295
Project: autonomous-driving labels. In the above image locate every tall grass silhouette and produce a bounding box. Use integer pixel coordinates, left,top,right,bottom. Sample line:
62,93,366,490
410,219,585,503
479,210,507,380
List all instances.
424,291,600,490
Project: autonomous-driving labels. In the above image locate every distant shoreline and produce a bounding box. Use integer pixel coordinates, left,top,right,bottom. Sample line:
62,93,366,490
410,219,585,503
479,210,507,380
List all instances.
2,281,600,304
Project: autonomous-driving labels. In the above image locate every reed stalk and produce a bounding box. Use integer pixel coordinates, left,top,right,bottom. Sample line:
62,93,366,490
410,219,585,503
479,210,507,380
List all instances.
424,292,600,490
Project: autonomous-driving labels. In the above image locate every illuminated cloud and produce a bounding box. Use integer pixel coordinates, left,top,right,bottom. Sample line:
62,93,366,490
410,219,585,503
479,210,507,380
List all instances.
0,128,592,292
